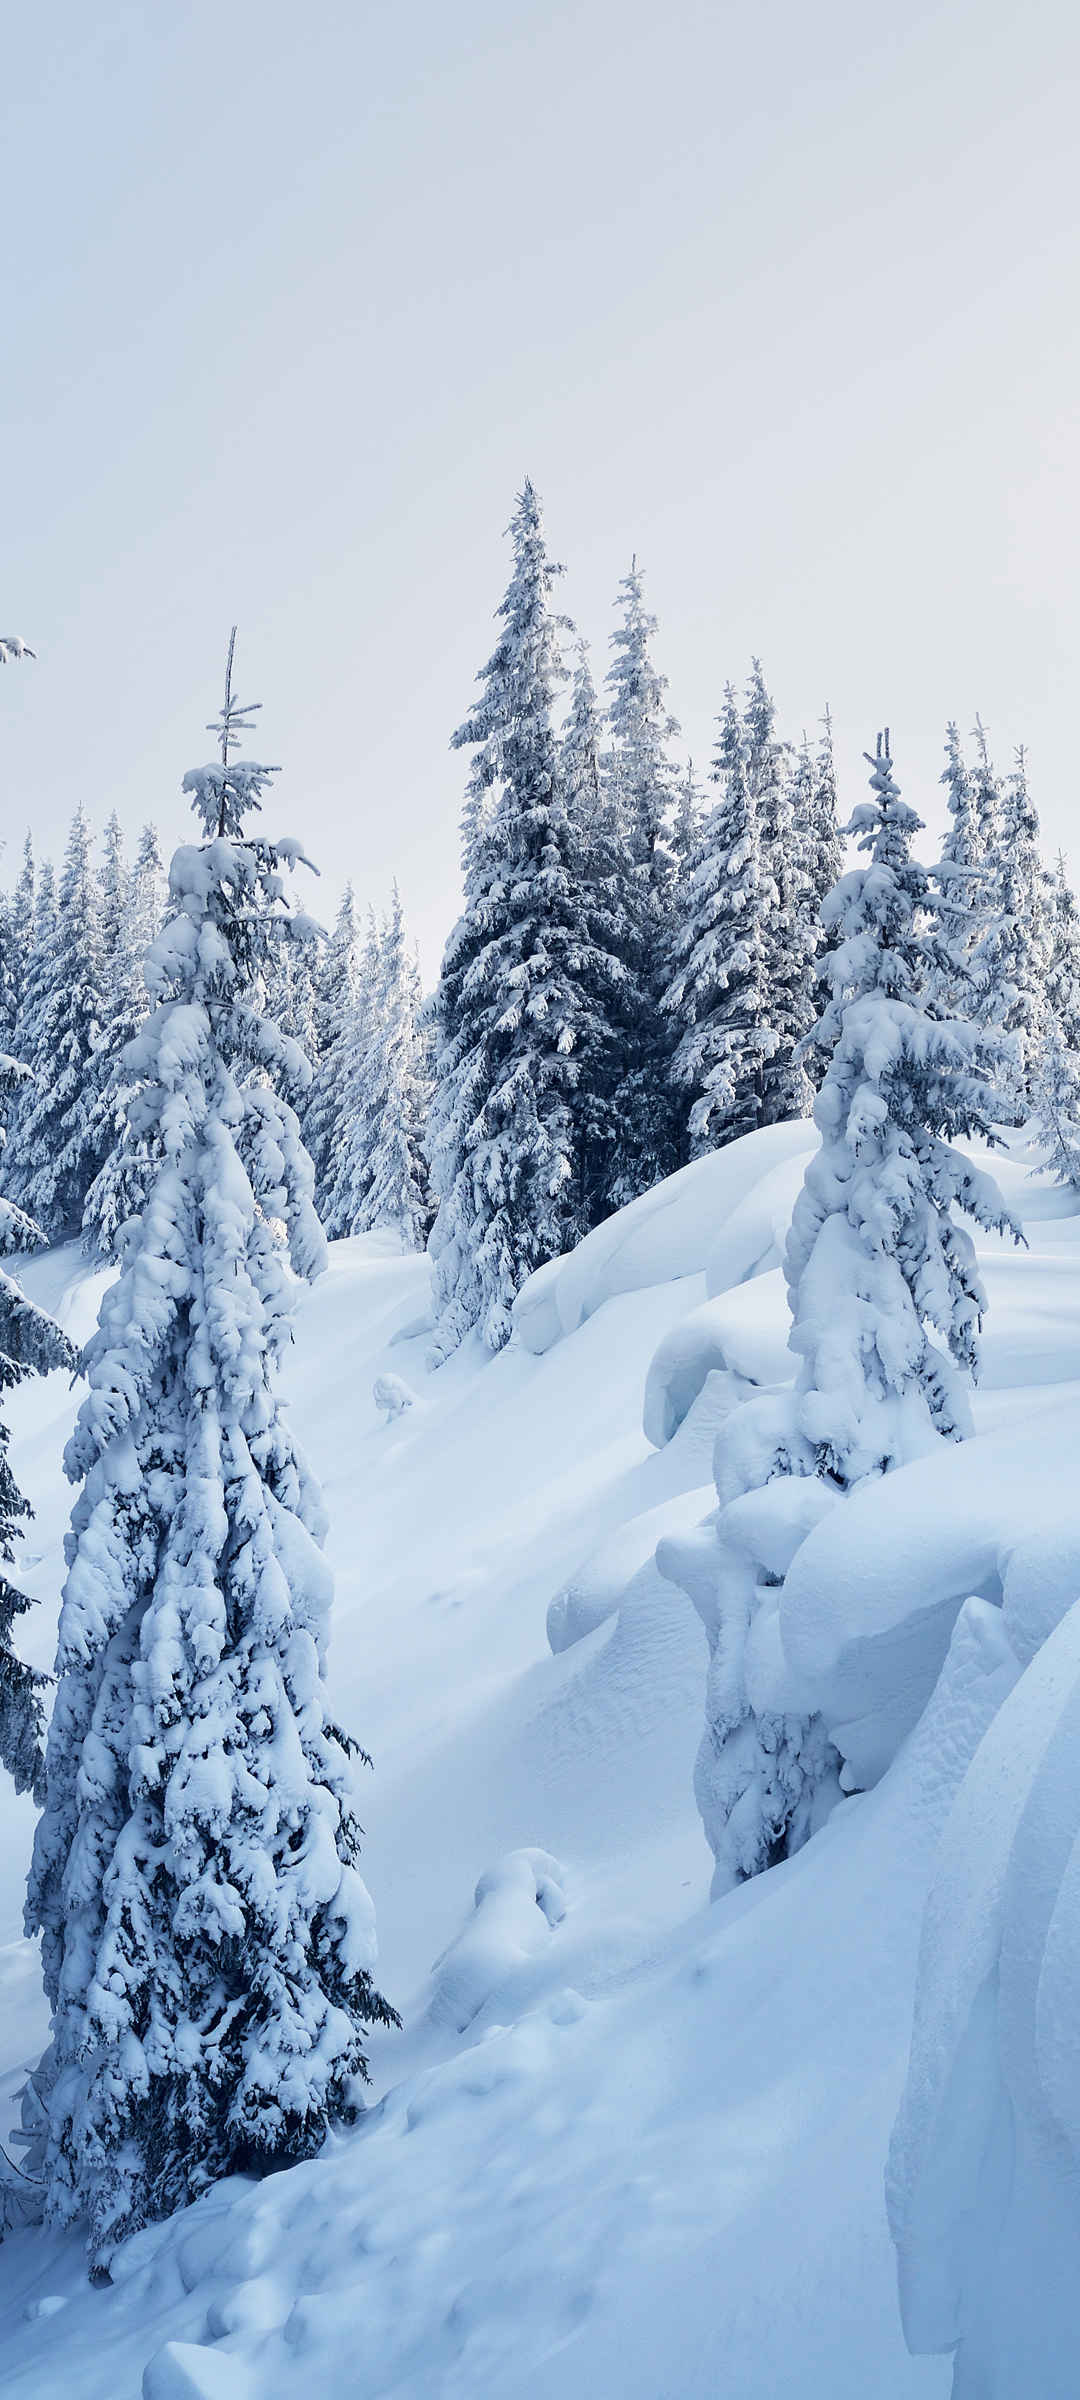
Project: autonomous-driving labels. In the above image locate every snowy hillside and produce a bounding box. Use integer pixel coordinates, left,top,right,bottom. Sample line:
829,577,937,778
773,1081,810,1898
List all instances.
1,1127,1079,2396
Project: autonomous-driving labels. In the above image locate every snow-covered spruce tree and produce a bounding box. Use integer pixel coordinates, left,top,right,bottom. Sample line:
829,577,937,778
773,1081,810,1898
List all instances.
599,560,683,1201
3,857,53,1202
428,482,628,1358
970,712,1001,860
604,558,681,889
553,636,635,1223
97,812,129,967
786,729,1020,1484
1,835,36,1056
130,822,165,955
664,732,1021,1895
319,905,381,1239
807,707,844,924
744,660,815,1126
972,739,1050,1121
26,641,397,2273
1031,846,1080,1184
7,806,108,1238
1046,852,1080,1052
926,721,995,1024
82,825,169,1256
671,755,705,879
0,1065,76,1799
328,887,432,1249
662,682,777,1155
303,882,361,1214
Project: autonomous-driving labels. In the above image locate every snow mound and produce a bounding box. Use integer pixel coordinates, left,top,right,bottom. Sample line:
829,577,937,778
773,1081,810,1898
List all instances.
513,1123,812,1355
547,1490,711,1653
643,1274,792,1447
888,1596,1080,2395
703,1138,815,1297
780,1399,1080,1788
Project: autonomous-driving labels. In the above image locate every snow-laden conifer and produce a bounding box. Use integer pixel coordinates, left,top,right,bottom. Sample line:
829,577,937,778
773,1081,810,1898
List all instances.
0,1058,76,1797
1032,849,1080,1183
554,638,632,1222
1045,853,1080,1051
130,823,165,955
744,660,814,1126
7,810,108,1236
303,882,361,1214
26,638,397,2272
82,826,169,1256
329,887,431,1249
785,731,1019,1484
598,563,682,1202
671,756,705,879
603,558,680,887
427,483,626,1358
926,722,994,1021
2,836,36,1056
808,707,844,919
667,731,1020,1896
662,683,776,1154
972,739,1050,1120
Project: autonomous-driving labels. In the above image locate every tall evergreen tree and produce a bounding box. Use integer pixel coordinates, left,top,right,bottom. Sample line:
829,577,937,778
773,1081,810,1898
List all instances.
555,639,629,1223
970,714,1001,860
329,888,432,1249
599,562,682,1202
303,882,361,1214
744,660,814,1126
0,1084,76,1801
927,723,993,1020
26,639,397,2274
428,482,625,1359
9,859,55,1129
671,756,705,878
97,812,129,967
662,683,776,1154
82,825,169,1256
7,808,108,1237
130,823,166,956
1046,852,1080,1051
973,740,1050,1121
807,706,844,924
604,558,680,886
669,733,1020,1897
786,731,1018,1485
3,835,36,1053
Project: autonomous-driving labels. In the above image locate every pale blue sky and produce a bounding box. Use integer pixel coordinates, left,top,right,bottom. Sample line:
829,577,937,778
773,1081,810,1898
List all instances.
2,0,1078,968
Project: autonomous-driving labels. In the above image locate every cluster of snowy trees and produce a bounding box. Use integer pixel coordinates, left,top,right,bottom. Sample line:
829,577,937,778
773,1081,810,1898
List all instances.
7,483,1079,1385
0,827,432,1264
425,482,1080,1365
425,486,843,1360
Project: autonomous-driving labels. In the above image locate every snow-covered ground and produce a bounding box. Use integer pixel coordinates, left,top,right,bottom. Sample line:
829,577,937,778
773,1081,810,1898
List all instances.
1,1129,1078,2397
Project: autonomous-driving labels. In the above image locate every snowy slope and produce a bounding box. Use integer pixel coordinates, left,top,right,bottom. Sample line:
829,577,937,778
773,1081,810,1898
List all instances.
0,1132,1078,2397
